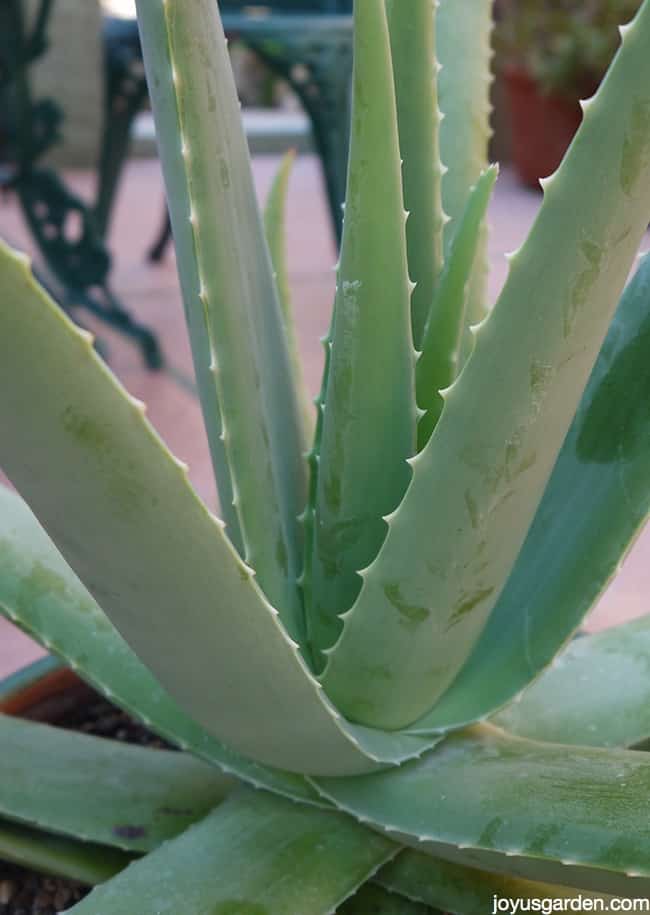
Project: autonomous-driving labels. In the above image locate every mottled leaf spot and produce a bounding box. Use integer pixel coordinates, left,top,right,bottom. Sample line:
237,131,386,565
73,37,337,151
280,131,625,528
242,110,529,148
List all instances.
447,586,495,629
112,824,147,840
477,815,504,850
364,663,394,681
157,806,195,817
323,471,342,514
464,489,480,530
383,582,429,626
525,822,562,855
12,558,68,616
621,98,650,195
564,238,604,337
61,406,109,454
529,359,553,399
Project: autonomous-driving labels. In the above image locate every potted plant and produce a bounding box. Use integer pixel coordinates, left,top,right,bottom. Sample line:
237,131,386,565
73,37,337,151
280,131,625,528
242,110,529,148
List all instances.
496,0,641,186
1,0,650,911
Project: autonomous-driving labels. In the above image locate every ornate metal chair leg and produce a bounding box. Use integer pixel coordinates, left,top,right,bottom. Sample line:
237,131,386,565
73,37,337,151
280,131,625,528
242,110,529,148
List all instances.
148,207,173,262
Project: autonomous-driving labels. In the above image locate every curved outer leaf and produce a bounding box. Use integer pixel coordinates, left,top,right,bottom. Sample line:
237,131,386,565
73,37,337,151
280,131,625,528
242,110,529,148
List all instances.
321,4,650,729
494,616,650,749
263,150,314,446
0,484,317,803
0,250,438,774
436,0,493,350
376,850,616,915
314,724,650,897
417,166,498,449
67,789,397,915
412,253,650,733
135,0,306,632
0,819,129,886
307,0,417,664
385,0,444,348
0,715,231,852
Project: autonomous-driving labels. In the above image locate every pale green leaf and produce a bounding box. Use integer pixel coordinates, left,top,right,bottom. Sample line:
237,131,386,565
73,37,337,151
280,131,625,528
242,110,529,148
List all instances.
67,789,396,915
307,0,417,664
436,0,493,355
0,819,129,886
0,483,318,803
412,253,650,733
135,0,307,629
494,616,650,749
0,714,231,851
417,166,498,448
315,724,650,897
385,0,444,347
263,149,314,446
321,6,650,728
0,378,431,783
377,850,616,915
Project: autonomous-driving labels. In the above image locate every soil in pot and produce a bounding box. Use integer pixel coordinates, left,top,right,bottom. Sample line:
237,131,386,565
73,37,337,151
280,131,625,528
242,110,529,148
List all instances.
0,677,173,914
0,867,87,915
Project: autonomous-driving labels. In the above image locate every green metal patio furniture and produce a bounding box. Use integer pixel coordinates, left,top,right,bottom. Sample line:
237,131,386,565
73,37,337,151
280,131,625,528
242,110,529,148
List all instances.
0,0,352,365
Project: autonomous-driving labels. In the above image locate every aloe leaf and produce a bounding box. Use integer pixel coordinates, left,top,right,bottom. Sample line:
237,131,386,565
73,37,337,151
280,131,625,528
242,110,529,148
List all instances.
263,150,314,445
341,882,433,914
385,0,444,348
377,850,616,915
0,819,129,885
412,252,650,733
321,5,650,729
307,0,417,665
314,724,650,897
436,0,493,353
417,166,498,449
0,714,231,852
299,327,332,673
135,0,307,630
0,484,318,804
120,8,245,553
493,616,650,749
0,400,432,782
66,789,396,915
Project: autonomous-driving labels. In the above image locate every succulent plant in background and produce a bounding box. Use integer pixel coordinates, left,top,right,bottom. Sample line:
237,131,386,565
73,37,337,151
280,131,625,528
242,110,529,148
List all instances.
495,0,642,97
1,0,650,911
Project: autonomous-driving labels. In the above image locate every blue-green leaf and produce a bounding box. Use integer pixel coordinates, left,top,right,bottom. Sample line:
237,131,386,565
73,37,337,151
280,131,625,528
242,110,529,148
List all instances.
0,819,129,886
67,789,396,915
315,724,650,897
415,252,650,733
494,616,650,749
0,714,231,851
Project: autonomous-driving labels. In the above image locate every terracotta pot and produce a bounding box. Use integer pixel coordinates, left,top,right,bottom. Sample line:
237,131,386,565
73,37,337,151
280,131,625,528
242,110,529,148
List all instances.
502,67,585,189
0,656,91,720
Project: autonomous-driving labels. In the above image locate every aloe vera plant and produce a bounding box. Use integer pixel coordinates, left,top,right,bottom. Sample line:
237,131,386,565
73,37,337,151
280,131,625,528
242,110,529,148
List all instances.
1,0,650,910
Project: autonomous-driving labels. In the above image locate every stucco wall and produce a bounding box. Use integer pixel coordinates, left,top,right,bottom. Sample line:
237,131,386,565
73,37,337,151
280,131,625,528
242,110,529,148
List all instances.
25,0,103,168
